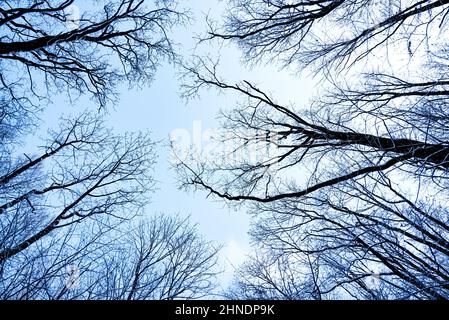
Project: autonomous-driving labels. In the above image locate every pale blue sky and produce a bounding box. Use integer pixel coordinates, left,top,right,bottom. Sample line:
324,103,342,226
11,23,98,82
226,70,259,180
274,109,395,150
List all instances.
26,0,316,289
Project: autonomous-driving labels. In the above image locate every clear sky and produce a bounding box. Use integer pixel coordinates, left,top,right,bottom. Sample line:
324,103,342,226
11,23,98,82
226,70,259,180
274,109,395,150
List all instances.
27,0,316,290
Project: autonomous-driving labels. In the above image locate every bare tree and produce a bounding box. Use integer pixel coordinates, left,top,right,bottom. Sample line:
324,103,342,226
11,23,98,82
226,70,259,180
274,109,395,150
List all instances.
207,0,449,69
0,112,153,297
0,1,221,300
225,249,324,300
0,112,155,261
0,0,186,110
177,0,449,300
0,114,221,300
0,0,186,193
0,213,220,300
79,215,221,300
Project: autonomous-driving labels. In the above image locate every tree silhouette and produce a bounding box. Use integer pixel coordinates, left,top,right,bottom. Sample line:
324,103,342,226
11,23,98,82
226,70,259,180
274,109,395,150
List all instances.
0,0,186,109
178,0,449,299
0,1,220,300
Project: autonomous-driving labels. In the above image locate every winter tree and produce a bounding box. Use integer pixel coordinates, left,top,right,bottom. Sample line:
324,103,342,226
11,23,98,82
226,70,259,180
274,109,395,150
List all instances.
177,0,449,299
0,0,220,300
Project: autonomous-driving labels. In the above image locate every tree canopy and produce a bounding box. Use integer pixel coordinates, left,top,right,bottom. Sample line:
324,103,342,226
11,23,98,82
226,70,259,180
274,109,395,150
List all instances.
0,0,220,300
177,0,449,299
